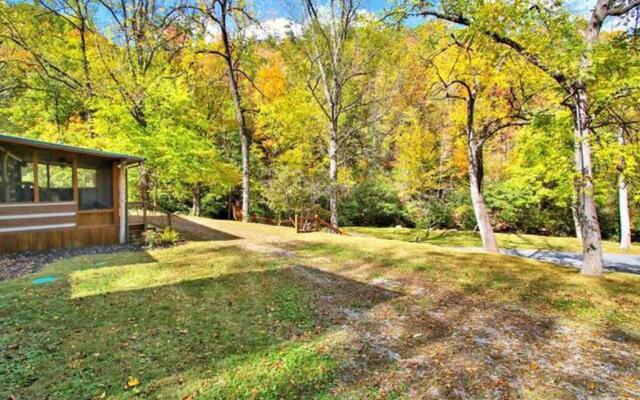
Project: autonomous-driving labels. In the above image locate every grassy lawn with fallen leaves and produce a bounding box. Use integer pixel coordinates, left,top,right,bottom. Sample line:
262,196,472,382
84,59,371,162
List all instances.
1,217,639,399
346,226,640,254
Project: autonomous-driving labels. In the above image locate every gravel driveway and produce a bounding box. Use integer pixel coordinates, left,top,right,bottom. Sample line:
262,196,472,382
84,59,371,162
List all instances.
501,249,640,274
455,247,640,274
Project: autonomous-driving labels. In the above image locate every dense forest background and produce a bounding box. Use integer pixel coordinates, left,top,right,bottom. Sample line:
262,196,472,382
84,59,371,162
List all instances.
1,0,639,240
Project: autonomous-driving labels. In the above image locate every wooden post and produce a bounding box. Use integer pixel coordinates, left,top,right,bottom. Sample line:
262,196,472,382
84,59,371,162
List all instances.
33,152,39,203
314,214,319,232
112,161,119,228
295,214,299,233
118,161,126,244
72,156,78,211
139,164,148,229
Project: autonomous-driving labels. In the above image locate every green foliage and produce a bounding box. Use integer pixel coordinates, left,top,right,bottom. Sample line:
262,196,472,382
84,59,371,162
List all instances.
144,227,180,248
407,192,476,231
341,177,411,227
0,0,638,241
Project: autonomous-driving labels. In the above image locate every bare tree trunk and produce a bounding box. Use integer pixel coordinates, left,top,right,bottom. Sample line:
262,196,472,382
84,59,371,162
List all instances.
192,186,201,217
618,128,631,250
329,123,339,227
571,193,582,239
73,0,95,138
468,143,499,253
240,131,251,222
152,173,158,208
573,86,603,275
138,163,149,205
219,17,251,223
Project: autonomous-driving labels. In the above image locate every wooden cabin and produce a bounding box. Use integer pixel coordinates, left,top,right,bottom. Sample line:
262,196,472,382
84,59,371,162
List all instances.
0,134,143,253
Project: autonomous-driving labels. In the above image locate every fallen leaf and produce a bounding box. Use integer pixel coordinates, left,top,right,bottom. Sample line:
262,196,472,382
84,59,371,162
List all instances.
127,376,140,388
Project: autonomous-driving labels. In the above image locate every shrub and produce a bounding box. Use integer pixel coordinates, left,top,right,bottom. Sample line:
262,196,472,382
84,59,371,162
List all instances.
144,227,180,248
341,179,412,227
407,190,475,231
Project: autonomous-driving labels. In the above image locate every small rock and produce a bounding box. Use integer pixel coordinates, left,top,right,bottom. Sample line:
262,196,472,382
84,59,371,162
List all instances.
410,287,427,297
387,350,401,361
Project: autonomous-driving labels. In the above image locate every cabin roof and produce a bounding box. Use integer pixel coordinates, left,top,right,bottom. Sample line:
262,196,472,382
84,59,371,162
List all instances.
0,134,144,164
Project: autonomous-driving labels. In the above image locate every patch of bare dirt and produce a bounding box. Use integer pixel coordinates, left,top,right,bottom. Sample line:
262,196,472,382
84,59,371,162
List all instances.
291,262,640,399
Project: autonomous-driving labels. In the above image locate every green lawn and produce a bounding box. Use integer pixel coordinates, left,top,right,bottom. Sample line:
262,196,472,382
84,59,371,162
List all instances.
346,226,640,254
1,218,639,399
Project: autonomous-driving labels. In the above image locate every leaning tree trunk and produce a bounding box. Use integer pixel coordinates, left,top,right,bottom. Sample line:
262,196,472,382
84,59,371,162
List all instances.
573,85,604,275
328,123,339,228
618,128,631,250
468,142,499,253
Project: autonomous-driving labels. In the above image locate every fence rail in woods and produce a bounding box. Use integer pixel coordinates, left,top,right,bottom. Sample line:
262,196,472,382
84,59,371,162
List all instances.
295,215,346,235
128,202,172,229
231,205,346,235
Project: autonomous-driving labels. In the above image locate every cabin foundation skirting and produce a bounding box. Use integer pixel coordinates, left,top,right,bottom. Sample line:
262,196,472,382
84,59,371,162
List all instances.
0,226,119,253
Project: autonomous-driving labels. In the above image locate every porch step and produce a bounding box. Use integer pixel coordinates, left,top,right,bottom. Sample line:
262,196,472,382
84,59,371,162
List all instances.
128,223,145,244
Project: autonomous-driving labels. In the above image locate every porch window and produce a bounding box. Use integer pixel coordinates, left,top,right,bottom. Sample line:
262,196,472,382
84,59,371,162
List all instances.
0,143,35,203
78,158,113,210
38,152,74,202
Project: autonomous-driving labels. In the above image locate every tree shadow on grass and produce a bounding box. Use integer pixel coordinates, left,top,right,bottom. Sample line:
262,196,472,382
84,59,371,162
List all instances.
171,215,242,241
280,239,640,398
0,260,400,399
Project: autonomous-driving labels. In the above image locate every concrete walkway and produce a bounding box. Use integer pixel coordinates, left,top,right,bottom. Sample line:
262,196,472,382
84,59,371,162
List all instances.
456,247,640,274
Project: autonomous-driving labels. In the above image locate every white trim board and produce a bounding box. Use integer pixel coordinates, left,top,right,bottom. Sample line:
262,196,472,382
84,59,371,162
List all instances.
0,202,75,208
0,212,76,220
0,223,76,233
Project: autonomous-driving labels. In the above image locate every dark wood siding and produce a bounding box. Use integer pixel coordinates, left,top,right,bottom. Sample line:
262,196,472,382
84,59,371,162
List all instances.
0,215,76,228
0,202,75,216
0,226,118,253
0,203,76,233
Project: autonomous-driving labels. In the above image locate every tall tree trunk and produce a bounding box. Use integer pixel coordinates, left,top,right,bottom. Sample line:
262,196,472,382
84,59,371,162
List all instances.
468,142,499,253
220,23,251,223
192,186,201,217
573,85,603,275
74,0,95,138
240,131,251,222
618,128,631,250
571,193,582,239
328,123,339,228
138,163,149,205
568,0,611,274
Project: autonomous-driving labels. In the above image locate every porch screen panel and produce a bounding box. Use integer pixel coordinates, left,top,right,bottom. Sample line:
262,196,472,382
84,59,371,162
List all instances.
0,144,35,203
38,151,73,202
78,159,113,210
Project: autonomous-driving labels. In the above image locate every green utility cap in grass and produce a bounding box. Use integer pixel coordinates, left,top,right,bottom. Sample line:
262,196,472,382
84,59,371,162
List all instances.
32,276,58,285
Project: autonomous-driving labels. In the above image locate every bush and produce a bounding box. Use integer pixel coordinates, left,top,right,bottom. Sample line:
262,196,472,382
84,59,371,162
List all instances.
341,179,412,227
144,227,180,248
407,190,476,231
